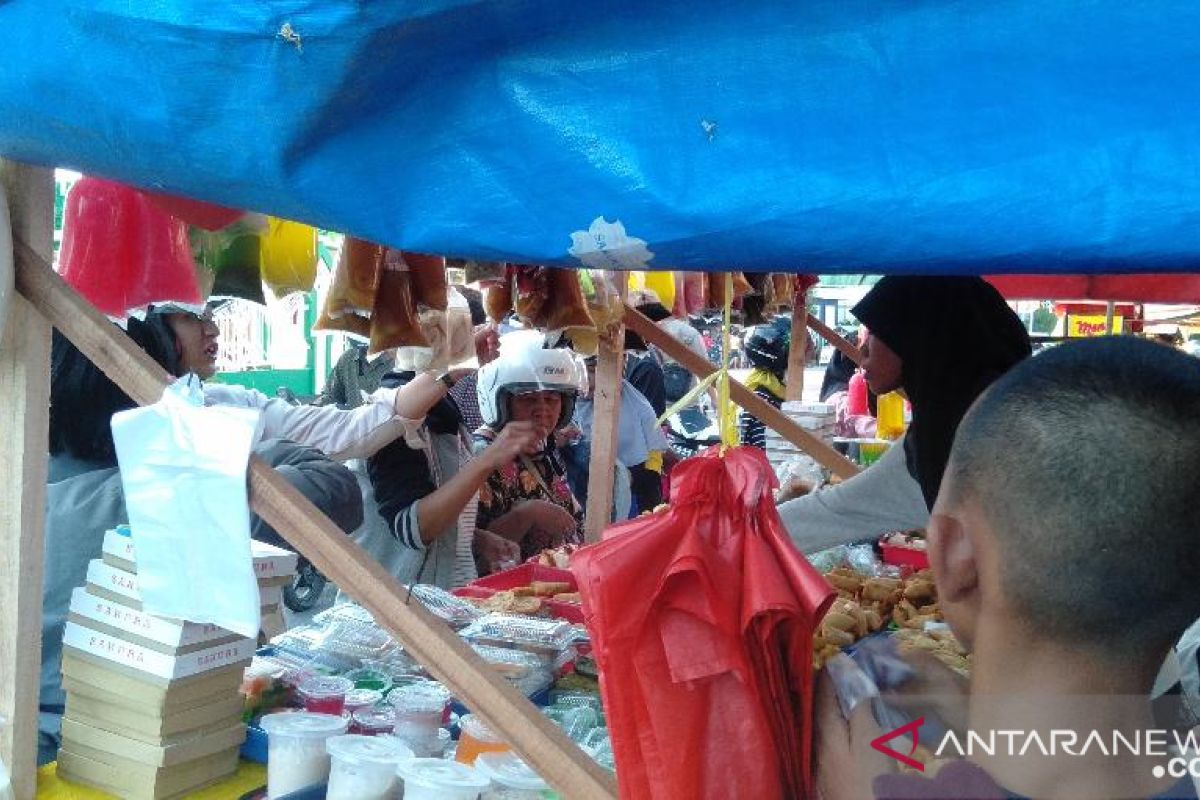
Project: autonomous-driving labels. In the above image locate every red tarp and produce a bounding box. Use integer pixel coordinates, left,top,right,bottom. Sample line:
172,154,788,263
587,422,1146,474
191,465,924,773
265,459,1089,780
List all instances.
987,274,1200,304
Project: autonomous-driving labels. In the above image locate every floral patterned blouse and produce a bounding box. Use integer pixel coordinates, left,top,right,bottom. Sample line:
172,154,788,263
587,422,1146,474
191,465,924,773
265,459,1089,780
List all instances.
472,428,585,560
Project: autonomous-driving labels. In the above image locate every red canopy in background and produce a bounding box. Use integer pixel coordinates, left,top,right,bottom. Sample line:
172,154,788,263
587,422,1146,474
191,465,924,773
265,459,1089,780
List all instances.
987,274,1200,304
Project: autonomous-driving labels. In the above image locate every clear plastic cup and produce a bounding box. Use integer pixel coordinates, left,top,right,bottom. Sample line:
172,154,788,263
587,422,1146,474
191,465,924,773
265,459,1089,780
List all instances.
389,726,451,758
259,711,349,798
298,675,355,716
342,666,392,693
350,706,396,736
388,681,450,738
455,714,511,765
396,758,490,800
475,751,551,799
325,734,413,800
344,687,384,714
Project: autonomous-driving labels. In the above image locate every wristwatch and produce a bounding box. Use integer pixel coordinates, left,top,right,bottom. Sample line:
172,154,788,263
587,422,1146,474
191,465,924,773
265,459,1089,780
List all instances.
436,371,456,389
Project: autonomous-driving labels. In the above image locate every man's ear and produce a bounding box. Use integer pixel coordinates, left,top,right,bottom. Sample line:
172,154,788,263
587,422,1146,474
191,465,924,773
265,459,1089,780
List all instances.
928,509,980,613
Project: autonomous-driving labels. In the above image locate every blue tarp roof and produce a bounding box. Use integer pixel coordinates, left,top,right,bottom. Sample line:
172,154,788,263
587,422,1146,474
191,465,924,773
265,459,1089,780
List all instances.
3,1,1200,273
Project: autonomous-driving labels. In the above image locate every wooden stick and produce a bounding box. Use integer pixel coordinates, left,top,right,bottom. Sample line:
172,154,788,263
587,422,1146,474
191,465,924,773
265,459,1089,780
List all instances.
624,303,861,480
805,313,862,366
785,294,808,401
0,163,53,800
14,244,617,799
585,272,625,541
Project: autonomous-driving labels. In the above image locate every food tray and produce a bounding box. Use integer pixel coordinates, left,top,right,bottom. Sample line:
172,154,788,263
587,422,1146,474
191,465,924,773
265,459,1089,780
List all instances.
408,583,484,627
470,564,577,592
459,614,576,657
453,584,584,624
880,543,930,570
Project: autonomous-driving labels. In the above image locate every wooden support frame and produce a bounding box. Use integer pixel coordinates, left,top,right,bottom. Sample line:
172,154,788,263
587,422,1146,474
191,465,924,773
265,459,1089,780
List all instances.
806,313,862,366
584,273,626,542
624,303,861,480
0,163,52,800
12,240,617,798
785,294,809,402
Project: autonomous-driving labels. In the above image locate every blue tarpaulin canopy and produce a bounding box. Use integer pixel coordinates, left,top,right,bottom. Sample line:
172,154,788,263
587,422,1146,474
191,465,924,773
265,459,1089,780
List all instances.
3,0,1200,273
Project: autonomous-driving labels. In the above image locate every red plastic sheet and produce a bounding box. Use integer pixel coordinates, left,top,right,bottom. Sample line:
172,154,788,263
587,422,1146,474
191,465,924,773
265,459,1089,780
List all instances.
572,447,834,800
59,177,201,318
987,274,1200,304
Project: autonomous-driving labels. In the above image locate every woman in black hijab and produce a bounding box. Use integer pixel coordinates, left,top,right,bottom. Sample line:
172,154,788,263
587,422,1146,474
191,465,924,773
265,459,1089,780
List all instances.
779,276,1031,552
852,276,1032,508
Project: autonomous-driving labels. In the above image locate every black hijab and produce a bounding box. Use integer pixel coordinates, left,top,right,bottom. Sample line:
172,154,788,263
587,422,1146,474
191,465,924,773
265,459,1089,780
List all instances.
852,277,1031,509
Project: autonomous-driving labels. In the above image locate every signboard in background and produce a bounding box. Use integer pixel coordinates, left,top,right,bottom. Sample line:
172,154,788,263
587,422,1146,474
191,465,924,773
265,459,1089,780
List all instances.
1067,314,1123,337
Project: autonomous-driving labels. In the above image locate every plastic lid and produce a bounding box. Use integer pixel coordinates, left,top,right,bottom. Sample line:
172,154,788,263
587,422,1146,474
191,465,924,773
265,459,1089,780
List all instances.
395,758,490,791
474,752,549,790
352,706,396,728
260,711,349,738
299,675,354,698
458,714,503,743
326,734,413,764
388,681,450,714
344,688,384,708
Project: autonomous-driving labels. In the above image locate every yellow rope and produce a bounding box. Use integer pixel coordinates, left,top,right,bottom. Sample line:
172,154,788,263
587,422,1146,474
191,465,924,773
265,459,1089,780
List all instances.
719,272,739,451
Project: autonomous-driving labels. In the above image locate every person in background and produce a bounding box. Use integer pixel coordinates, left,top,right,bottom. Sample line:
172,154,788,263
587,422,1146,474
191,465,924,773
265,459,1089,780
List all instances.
449,287,500,431
566,355,669,515
816,337,1200,800
314,340,395,408
778,277,1031,552
819,327,861,402
622,327,667,418
738,323,789,450
472,334,588,561
40,318,369,765
632,290,713,405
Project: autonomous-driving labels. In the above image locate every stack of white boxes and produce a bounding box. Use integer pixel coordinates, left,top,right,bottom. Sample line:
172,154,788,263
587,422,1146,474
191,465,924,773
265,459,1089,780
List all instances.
56,527,296,799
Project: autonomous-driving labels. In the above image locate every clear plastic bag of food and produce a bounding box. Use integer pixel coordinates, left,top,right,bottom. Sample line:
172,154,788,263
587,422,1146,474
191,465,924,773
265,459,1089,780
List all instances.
808,545,850,574
846,544,883,577
370,248,428,354
407,583,484,628
459,614,576,657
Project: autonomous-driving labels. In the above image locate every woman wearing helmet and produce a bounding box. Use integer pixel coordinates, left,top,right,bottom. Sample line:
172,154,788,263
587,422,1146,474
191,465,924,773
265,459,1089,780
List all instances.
473,332,589,561
739,323,790,449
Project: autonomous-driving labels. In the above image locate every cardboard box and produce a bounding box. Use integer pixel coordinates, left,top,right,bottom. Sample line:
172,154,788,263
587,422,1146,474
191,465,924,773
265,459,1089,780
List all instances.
68,587,240,654
57,745,239,800
102,528,299,580
86,558,284,611
63,622,254,681
65,690,243,743
62,652,245,714
61,716,245,768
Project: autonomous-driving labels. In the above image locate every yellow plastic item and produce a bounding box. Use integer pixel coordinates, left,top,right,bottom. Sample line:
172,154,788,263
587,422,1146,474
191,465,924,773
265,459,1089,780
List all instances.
259,217,317,296
627,270,677,309
876,391,907,440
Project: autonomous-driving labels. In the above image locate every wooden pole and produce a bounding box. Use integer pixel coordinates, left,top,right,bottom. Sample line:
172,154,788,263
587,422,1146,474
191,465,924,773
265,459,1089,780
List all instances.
785,294,807,402
13,245,617,800
624,303,861,480
1104,300,1116,335
0,163,52,800
584,273,626,542
806,313,862,366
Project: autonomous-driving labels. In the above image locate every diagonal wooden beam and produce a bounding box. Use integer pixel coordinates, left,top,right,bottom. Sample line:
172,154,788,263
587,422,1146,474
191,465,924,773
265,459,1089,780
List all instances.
623,303,860,480
806,313,862,365
14,242,617,800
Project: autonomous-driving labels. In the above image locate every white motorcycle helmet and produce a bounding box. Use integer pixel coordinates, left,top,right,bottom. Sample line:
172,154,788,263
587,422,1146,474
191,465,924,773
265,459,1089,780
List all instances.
476,330,588,431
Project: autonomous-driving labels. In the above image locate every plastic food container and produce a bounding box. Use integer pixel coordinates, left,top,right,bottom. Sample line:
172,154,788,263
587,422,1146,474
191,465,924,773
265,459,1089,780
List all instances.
342,667,392,693
475,752,551,799
396,758,491,800
389,681,451,741
325,734,412,800
389,727,451,759
409,583,485,628
350,706,396,736
259,711,349,798
455,714,512,765
298,675,355,716
459,615,576,658
343,687,384,713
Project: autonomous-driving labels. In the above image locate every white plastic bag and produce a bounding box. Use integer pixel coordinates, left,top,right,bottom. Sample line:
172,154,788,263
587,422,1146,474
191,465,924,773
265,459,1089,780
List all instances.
111,376,263,637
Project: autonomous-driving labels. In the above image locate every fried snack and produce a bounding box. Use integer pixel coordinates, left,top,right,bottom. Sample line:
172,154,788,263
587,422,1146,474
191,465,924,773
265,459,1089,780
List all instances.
530,581,572,597
405,252,448,311
825,568,864,595
544,268,594,329
822,611,858,633
903,579,935,603
822,627,855,647
476,590,544,616
553,592,581,604
511,587,538,598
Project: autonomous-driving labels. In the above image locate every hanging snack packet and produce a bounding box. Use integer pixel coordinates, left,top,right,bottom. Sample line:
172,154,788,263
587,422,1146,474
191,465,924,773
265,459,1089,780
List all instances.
485,267,514,322
369,248,428,354
511,264,551,326
406,252,449,311
459,259,507,286
544,268,597,354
